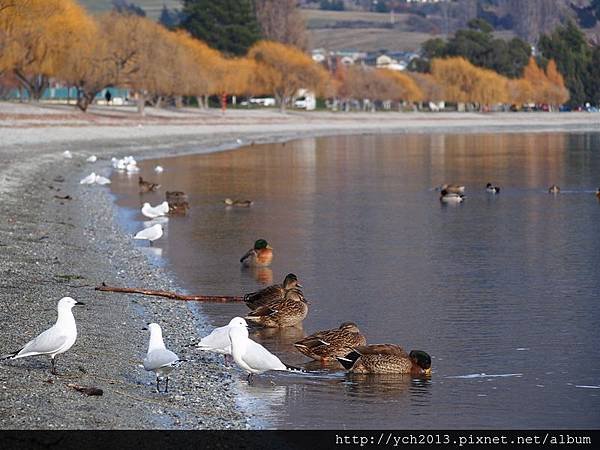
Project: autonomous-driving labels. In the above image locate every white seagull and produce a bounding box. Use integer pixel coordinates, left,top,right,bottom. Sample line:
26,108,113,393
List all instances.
94,174,111,185
143,323,181,393
196,317,247,355
134,223,163,245
80,173,97,185
154,165,164,173
1,297,84,374
228,318,301,381
141,201,169,219
63,150,73,159
86,155,97,163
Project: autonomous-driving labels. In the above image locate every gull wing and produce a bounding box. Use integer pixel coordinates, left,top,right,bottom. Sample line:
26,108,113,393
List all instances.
143,348,179,371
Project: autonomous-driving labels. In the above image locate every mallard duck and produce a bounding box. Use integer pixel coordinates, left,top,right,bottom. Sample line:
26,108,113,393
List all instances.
337,345,431,376
244,273,301,310
245,287,307,328
240,239,273,267
548,185,560,194
294,322,367,362
486,183,500,194
440,189,464,204
224,198,253,207
139,176,161,193
440,184,465,194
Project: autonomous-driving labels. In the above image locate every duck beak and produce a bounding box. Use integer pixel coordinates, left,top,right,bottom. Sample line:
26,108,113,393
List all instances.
296,283,303,289
424,367,432,376
266,244,273,250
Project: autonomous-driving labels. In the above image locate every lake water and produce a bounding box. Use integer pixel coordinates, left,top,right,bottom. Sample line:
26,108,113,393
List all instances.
110,133,600,429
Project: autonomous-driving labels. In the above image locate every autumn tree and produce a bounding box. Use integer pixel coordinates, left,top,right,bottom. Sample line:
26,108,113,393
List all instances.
431,57,509,107
378,69,424,106
0,0,90,100
248,40,330,111
255,0,307,50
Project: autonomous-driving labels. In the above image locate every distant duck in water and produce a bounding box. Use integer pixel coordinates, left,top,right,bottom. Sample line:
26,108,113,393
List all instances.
139,177,161,193
337,345,432,376
548,185,560,194
486,183,500,194
440,189,464,204
294,322,367,362
439,184,465,194
224,198,253,207
596,188,600,200
240,239,273,267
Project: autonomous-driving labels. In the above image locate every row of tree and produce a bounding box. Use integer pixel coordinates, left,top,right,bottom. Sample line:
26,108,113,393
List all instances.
0,0,569,114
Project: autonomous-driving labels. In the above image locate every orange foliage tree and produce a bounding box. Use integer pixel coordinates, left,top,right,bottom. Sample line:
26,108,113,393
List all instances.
0,0,91,100
248,40,330,111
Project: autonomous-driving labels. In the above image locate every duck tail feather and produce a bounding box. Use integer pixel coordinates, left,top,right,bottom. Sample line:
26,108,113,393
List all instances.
337,349,361,370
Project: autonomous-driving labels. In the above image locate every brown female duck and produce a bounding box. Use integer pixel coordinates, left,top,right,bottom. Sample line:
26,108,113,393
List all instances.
245,287,307,328
337,344,431,376
139,176,161,193
294,322,367,362
244,273,301,310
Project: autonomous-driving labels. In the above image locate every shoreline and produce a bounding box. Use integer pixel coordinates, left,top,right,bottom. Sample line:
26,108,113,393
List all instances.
1,104,600,429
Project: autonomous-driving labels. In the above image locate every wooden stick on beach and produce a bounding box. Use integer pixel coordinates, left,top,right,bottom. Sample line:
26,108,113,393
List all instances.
95,283,243,303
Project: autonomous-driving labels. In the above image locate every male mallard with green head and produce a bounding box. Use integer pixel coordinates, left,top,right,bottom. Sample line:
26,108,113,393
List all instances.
245,287,307,328
337,344,431,376
240,239,273,267
294,322,367,362
244,273,301,310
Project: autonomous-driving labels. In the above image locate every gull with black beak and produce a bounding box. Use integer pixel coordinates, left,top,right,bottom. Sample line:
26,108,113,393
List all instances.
1,297,84,375
143,323,182,393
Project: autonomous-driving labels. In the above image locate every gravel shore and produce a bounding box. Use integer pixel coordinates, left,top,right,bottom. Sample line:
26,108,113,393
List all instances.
1,103,599,429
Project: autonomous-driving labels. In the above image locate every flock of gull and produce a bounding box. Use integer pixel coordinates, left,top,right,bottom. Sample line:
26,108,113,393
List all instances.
3,150,598,394
1,150,433,393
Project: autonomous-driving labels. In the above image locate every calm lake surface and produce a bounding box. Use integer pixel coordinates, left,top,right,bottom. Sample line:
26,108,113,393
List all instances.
111,133,600,429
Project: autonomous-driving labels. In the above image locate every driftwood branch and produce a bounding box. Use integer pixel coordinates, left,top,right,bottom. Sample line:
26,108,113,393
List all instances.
95,283,243,303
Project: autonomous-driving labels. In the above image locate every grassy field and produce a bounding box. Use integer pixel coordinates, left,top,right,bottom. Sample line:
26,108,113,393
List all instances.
78,0,180,18
309,28,432,52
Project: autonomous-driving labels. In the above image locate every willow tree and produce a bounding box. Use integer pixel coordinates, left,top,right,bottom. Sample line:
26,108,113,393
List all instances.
248,40,329,111
0,0,89,100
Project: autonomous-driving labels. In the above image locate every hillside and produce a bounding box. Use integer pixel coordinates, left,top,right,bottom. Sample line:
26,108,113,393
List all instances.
78,0,180,18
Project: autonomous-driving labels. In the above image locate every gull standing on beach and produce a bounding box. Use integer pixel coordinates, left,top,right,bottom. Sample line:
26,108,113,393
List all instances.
141,201,169,219
227,317,300,381
143,323,181,393
134,223,163,245
1,297,84,375
195,317,248,356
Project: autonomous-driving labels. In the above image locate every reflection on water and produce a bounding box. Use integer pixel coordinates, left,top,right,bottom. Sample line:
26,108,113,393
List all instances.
111,133,600,429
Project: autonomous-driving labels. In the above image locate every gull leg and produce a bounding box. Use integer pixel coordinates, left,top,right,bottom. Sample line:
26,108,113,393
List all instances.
156,377,160,393
246,373,254,383
165,377,169,393
51,357,57,376
149,240,154,247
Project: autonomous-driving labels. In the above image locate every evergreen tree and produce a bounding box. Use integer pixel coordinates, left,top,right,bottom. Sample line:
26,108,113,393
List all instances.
180,0,261,56
159,5,180,29
413,19,531,79
538,20,591,107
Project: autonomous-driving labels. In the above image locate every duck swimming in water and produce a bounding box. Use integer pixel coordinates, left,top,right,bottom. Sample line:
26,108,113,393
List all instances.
440,189,464,204
294,322,367,362
548,185,560,194
240,239,273,267
486,183,500,194
243,273,301,310
337,345,431,376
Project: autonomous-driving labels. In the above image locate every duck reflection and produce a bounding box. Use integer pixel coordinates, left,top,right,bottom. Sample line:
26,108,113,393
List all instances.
241,266,273,285
343,373,433,400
